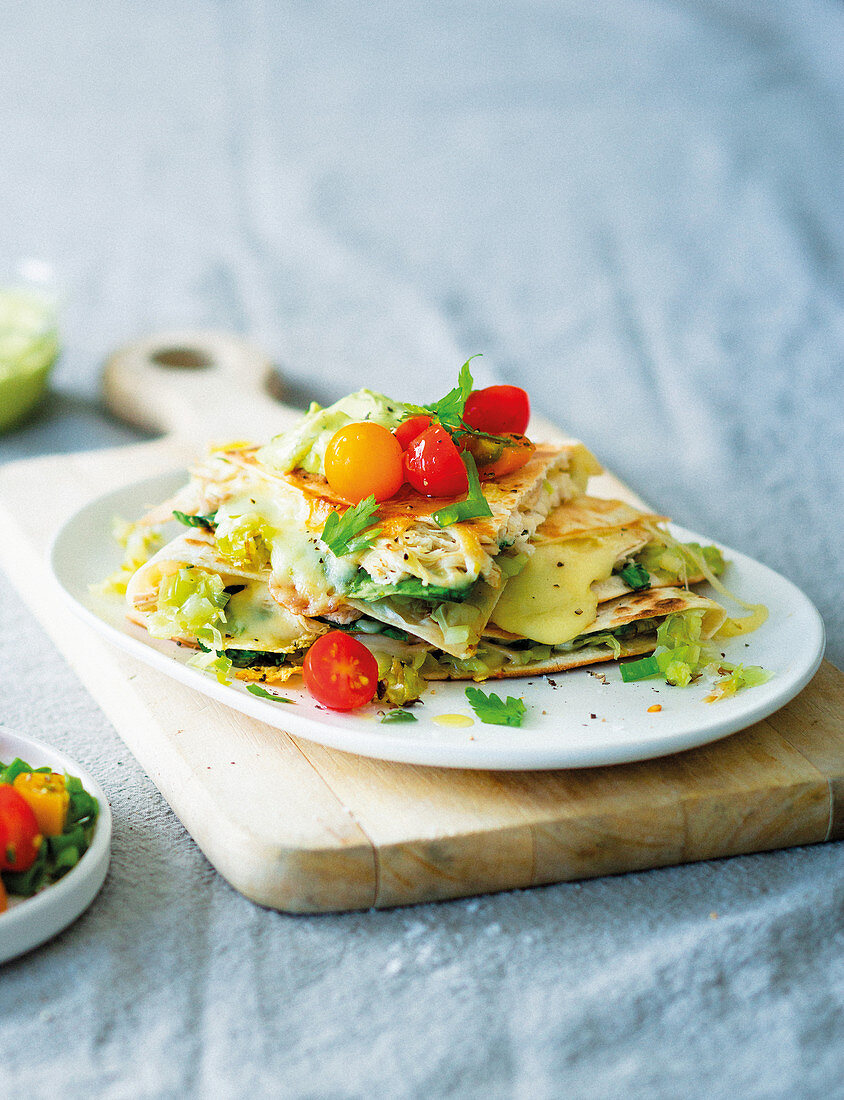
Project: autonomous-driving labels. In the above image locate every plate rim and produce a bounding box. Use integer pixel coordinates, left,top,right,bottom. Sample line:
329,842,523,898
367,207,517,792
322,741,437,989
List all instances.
0,727,112,964
47,471,826,771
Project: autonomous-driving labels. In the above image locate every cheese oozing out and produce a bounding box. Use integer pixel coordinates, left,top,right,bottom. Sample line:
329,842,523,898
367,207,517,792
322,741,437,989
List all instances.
490,530,642,644
213,484,357,609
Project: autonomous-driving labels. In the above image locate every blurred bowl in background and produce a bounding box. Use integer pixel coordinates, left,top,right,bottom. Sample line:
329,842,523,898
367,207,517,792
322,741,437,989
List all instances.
0,287,60,433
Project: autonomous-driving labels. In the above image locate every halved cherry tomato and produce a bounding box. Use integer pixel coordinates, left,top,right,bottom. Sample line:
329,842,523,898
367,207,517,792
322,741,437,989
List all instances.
394,415,431,451
325,422,404,503
460,432,535,481
0,785,42,872
303,630,379,710
463,385,530,435
403,424,469,498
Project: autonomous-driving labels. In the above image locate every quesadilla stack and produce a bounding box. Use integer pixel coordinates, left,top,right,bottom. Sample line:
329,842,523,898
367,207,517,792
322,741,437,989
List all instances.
112,372,732,703
418,495,727,682
119,383,601,684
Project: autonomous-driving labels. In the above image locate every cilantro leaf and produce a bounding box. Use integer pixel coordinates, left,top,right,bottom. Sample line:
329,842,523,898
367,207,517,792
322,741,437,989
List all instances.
321,495,383,556
246,683,293,702
380,708,418,724
173,510,217,529
421,355,480,429
433,453,493,527
464,687,527,728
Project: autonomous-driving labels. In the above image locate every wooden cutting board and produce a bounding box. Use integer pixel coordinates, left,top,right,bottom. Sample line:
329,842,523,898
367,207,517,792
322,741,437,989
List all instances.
0,332,841,912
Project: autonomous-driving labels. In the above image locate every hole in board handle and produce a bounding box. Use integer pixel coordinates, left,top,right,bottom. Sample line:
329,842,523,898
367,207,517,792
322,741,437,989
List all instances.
150,347,213,370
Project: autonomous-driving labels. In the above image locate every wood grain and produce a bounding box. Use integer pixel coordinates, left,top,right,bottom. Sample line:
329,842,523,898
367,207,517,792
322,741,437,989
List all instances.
0,333,840,911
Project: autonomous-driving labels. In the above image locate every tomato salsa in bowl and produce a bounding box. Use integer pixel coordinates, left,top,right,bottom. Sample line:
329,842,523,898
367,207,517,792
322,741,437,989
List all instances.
0,727,111,963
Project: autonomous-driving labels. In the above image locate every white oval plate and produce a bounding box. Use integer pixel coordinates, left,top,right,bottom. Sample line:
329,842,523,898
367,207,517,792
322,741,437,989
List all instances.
0,728,111,964
49,472,824,770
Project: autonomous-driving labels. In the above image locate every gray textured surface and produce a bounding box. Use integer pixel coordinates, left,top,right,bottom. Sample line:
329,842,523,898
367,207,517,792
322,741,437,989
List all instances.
1,1,842,1097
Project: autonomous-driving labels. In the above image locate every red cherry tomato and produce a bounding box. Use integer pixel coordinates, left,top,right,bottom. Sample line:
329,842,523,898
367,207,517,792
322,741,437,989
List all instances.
324,422,405,503
461,433,536,480
403,424,469,498
302,631,379,710
0,785,41,872
463,385,530,435
393,415,432,451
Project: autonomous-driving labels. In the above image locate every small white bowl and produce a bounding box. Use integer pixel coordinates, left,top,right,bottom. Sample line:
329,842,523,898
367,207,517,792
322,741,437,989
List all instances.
0,727,111,964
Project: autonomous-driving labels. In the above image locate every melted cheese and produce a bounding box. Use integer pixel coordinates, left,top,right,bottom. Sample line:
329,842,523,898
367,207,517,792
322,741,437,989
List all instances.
215,485,355,605
224,583,321,652
490,531,635,644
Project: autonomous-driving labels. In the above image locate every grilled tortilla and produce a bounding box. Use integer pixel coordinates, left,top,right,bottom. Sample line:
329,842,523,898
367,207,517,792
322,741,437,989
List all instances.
125,531,327,680
404,587,727,681
487,495,709,644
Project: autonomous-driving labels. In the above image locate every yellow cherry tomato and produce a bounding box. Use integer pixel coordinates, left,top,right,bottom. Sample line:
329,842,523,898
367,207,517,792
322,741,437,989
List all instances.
324,422,404,503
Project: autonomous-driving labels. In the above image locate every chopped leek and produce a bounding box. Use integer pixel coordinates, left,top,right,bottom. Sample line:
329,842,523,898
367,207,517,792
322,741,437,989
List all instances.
215,512,274,569
664,659,692,688
147,567,230,648
637,540,725,585
708,663,772,701
572,631,623,658
375,654,428,706
620,655,661,682
187,647,233,685
430,601,479,647
620,611,712,685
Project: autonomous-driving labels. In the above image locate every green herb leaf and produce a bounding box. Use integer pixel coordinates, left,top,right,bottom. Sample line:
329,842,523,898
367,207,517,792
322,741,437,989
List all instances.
380,709,418,724
173,510,217,529
321,495,383,556
421,355,479,429
619,562,651,591
433,453,493,527
246,684,293,702
464,686,526,728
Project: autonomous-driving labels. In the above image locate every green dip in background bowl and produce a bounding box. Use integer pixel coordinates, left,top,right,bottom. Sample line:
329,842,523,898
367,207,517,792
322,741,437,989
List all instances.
0,288,60,433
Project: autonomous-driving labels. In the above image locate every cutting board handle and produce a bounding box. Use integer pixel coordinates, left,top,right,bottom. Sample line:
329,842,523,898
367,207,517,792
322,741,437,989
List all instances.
102,330,302,443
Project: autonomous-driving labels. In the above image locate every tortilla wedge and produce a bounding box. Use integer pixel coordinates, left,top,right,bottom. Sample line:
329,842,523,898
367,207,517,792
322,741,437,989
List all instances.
125,531,327,679
416,586,727,680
